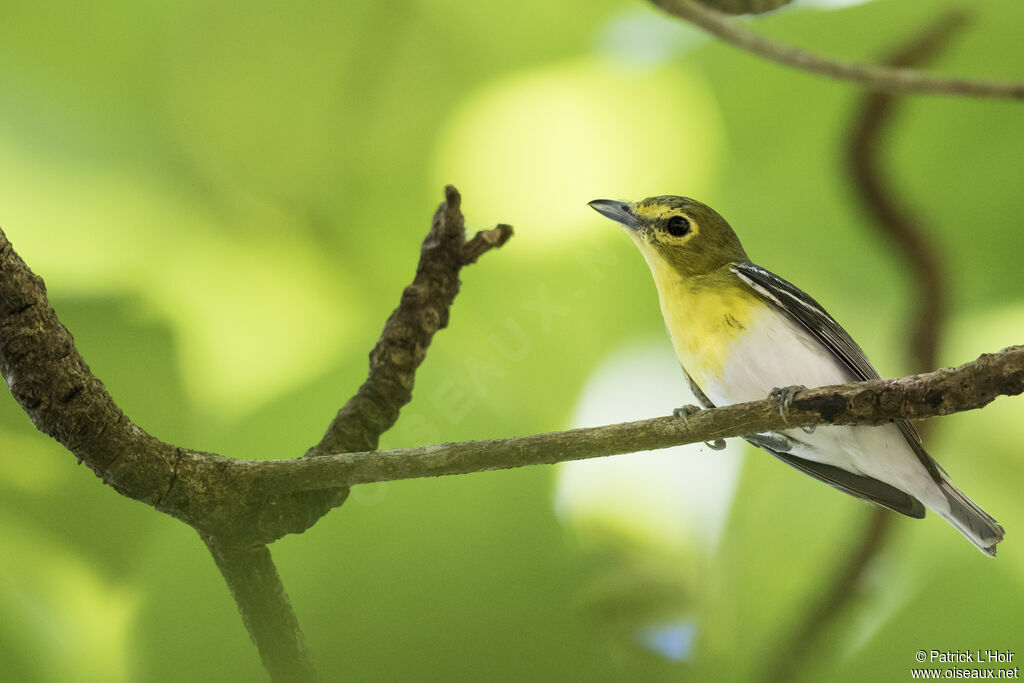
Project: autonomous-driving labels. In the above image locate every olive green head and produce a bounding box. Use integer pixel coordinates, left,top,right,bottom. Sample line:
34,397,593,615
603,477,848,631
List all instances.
588,195,748,277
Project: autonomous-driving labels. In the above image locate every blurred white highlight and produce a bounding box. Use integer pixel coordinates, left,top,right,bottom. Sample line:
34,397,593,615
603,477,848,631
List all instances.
554,342,744,553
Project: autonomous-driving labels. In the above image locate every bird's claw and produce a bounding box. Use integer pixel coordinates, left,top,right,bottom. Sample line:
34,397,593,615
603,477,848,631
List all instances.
673,404,726,450
672,404,701,422
769,385,807,428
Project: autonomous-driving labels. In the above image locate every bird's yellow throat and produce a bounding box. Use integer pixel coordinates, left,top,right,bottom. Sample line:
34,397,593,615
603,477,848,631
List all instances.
639,248,759,387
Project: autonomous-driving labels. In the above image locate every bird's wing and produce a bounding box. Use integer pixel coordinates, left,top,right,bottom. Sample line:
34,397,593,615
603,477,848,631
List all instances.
731,262,880,382
730,261,943,485
747,436,927,518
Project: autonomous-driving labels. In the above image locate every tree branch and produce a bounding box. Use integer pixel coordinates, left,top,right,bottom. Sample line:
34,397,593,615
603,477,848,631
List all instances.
306,185,513,458
205,538,316,682
0,229,180,504
235,345,1024,495
0,186,513,682
649,0,1024,99
291,188,513,536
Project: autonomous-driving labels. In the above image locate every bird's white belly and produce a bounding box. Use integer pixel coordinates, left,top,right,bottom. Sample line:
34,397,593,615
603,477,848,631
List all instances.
697,305,852,406
690,306,937,499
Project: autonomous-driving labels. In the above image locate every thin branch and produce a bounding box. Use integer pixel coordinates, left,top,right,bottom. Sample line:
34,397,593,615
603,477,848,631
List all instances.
205,538,316,683
235,345,1024,496
306,186,513,458
649,0,1024,99
462,223,514,265
700,0,789,15
767,15,966,683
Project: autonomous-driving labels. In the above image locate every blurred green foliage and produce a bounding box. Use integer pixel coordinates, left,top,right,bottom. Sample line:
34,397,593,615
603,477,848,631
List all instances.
0,0,1021,681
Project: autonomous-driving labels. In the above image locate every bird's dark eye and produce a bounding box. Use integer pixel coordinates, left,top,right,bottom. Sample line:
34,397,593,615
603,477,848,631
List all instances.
666,215,691,237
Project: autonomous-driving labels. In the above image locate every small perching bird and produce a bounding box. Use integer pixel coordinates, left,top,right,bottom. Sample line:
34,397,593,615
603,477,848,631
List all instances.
590,195,1004,556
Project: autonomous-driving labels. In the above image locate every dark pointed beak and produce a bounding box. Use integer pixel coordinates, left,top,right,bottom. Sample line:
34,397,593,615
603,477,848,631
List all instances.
588,199,639,230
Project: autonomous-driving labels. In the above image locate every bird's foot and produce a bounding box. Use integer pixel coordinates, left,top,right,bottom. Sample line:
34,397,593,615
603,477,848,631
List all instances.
768,385,815,433
672,404,701,421
768,385,805,418
673,404,726,451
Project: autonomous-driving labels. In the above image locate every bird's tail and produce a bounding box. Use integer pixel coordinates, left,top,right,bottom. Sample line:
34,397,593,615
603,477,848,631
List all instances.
936,477,1004,557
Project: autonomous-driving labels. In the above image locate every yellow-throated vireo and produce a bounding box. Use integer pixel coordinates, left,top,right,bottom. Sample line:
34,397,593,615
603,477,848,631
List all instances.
590,195,1003,556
